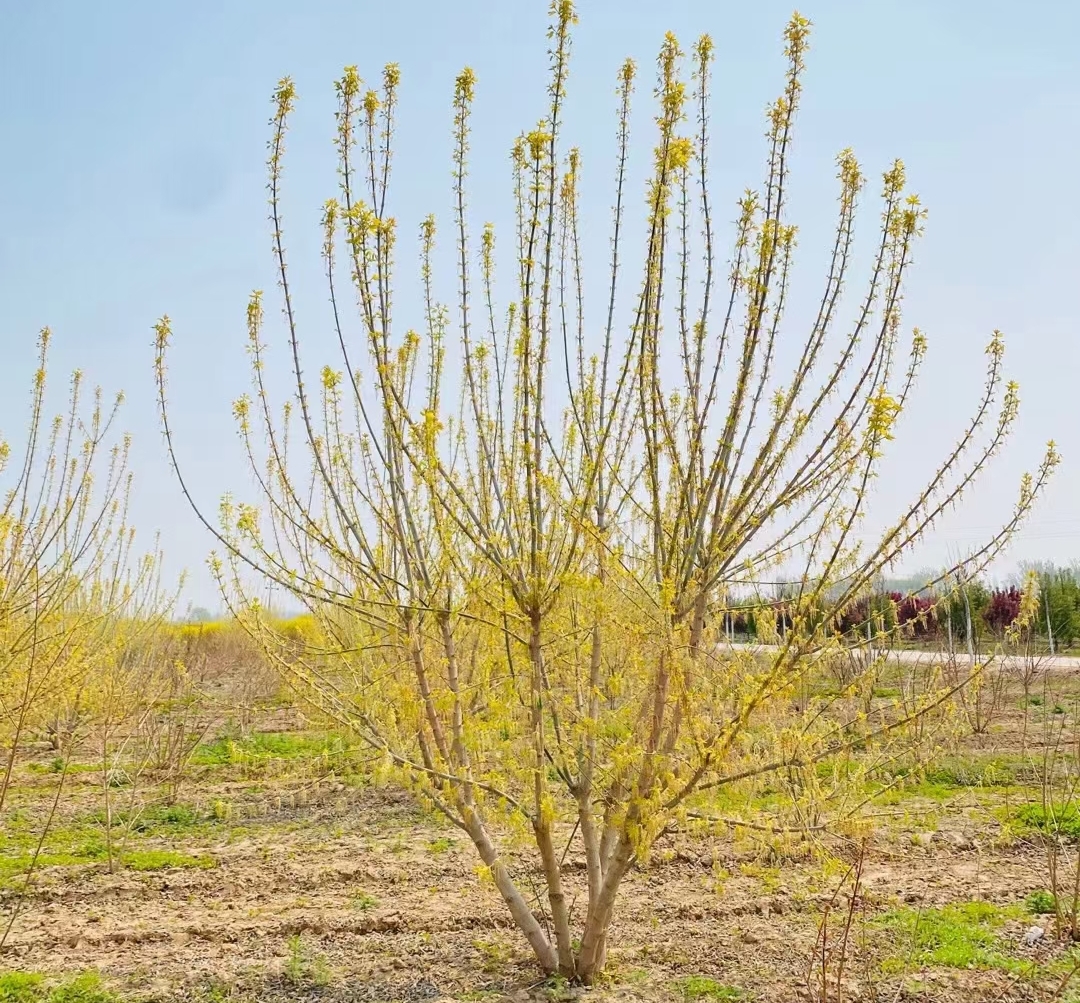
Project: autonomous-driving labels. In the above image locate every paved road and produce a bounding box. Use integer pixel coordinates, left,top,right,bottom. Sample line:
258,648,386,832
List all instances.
713,641,1080,671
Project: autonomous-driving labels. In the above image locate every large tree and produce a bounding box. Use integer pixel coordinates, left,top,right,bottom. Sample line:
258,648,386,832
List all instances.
156,5,1056,981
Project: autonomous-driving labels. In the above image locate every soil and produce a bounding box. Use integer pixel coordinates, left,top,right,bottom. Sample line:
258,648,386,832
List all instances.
3,670,1080,1003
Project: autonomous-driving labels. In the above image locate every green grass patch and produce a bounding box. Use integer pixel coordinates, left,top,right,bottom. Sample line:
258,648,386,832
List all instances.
1027,890,1056,914
23,760,97,777
865,755,1037,806
0,800,219,883
1016,803,1080,840
876,901,1025,973
0,844,213,884
0,842,107,884
0,973,116,1003
87,803,202,836
921,757,1024,789
675,977,748,1000
0,974,45,1003
192,730,356,768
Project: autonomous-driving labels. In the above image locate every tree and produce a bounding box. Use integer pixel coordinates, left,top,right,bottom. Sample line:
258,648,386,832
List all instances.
1038,568,1080,650
0,330,166,942
156,5,1056,982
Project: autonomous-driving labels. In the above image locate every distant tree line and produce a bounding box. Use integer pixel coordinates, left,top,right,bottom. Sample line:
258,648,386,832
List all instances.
718,564,1080,649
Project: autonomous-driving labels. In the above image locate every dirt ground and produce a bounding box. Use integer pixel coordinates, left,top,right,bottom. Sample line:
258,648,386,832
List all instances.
4,671,1080,1003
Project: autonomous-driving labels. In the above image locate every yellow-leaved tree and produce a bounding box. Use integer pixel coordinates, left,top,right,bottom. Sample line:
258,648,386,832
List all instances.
0,330,167,941
156,5,1056,982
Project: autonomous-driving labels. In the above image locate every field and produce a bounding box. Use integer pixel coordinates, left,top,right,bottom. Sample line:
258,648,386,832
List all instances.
3,647,1080,1003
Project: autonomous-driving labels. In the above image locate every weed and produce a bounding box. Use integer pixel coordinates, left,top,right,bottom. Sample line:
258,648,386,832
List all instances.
351,892,378,911
47,974,116,1003
738,862,782,893
1027,889,1057,914
1017,803,1080,840
285,934,305,985
191,980,233,1003
0,974,117,1003
922,756,1024,789
676,977,748,1000
540,975,575,1001
427,837,455,854
193,731,355,770
311,956,331,988
121,803,201,835
136,804,199,831
283,933,331,987
0,974,45,1003
473,936,515,972
876,901,1024,973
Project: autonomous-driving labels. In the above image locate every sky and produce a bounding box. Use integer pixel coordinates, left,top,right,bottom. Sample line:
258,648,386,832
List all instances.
0,0,1077,612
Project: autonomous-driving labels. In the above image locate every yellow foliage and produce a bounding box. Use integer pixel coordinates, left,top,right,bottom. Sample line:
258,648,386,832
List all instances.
152,3,1056,985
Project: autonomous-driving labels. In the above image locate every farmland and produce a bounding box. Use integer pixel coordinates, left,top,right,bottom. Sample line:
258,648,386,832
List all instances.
3,633,1080,1003
2,1,1076,1000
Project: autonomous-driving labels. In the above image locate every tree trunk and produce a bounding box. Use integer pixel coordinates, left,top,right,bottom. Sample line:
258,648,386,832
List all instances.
528,613,575,974
461,809,558,973
575,835,634,981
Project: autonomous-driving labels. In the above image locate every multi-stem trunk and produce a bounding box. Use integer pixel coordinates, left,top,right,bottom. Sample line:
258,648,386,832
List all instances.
460,806,559,972
528,610,575,975
578,631,678,982
575,834,636,981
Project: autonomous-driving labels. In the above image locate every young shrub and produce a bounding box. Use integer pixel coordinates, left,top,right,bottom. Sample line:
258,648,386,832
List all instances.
0,331,168,935
156,5,1056,983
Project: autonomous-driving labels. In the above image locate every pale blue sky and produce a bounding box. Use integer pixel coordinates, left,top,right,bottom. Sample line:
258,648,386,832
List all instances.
1,1,1077,609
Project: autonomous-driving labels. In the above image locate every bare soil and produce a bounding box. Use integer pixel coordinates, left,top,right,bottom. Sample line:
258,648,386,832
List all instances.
4,673,1080,1003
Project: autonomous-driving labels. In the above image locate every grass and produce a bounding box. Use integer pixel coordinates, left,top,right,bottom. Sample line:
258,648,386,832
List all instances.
192,730,356,768
1027,890,1057,914
24,760,97,776
876,901,1026,974
920,756,1027,789
88,803,203,837
676,977,748,1000
689,752,1039,830
0,798,219,886
0,844,214,884
283,934,331,987
0,845,107,885
855,754,1045,808
1016,803,1080,840
0,973,116,1003
0,974,44,1003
